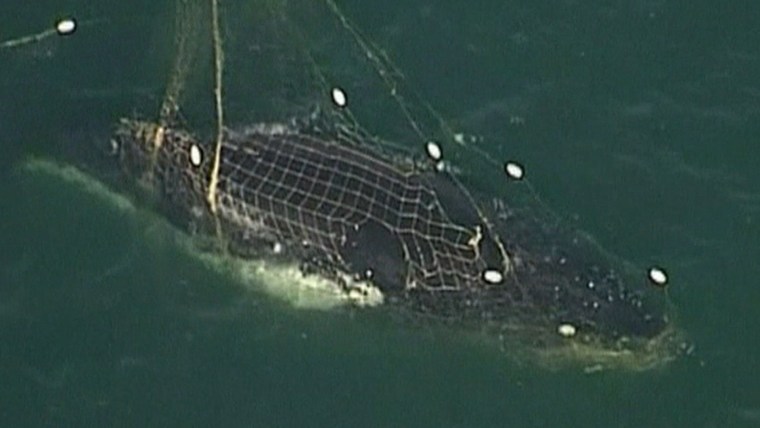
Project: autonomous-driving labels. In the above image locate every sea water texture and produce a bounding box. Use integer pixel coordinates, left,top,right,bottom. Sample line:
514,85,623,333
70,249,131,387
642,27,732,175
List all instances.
1,0,759,427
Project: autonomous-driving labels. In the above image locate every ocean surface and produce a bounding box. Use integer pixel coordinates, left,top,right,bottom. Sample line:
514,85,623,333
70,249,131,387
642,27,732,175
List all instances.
1,0,759,426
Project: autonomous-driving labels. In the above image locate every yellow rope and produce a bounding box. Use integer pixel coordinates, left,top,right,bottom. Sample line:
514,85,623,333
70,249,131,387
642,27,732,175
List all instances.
207,0,224,214
159,0,199,123
0,29,55,50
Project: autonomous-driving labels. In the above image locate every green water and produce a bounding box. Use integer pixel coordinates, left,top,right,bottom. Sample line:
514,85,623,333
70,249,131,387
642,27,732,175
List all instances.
2,0,759,426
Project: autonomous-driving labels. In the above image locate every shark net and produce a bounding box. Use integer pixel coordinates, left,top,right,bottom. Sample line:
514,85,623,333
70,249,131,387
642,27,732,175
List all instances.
102,0,681,367
115,0,520,308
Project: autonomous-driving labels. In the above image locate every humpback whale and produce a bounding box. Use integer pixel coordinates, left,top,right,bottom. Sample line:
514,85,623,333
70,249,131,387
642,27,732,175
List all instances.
113,117,681,369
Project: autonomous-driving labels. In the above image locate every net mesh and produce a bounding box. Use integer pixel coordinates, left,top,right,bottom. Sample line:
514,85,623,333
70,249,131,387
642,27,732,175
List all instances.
216,126,505,292
117,116,509,296
107,0,680,367
116,0,513,297
0,0,686,369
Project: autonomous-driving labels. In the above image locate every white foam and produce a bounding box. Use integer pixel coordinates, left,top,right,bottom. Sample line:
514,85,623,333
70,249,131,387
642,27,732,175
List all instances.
22,158,135,212
20,158,380,311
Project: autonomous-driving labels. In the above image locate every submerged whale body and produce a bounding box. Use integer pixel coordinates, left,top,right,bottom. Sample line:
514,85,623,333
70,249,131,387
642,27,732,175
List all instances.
114,118,679,368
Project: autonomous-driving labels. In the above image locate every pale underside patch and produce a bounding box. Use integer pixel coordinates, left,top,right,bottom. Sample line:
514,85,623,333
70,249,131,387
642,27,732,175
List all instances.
20,158,384,310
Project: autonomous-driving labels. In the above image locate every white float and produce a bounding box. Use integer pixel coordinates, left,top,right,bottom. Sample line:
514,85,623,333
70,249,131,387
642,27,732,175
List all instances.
56,18,77,36
648,266,668,286
331,87,347,107
557,323,577,338
504,161,524,180
189,144,202,166
425,141,442,161
482,269,503,284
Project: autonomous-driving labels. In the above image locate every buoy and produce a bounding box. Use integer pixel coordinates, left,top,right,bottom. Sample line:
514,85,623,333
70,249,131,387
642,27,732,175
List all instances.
331,87,347,108
189,144,202,166
557,323,577,338
482,269,503,284
55,18,77,36
648,266,668,287
425,141,442,161
504,161,524,180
